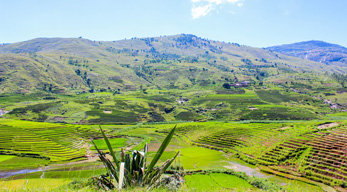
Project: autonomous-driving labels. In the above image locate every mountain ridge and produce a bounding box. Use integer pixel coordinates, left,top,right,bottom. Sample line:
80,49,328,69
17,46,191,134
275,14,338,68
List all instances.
0,34,345,94
267,40,347,66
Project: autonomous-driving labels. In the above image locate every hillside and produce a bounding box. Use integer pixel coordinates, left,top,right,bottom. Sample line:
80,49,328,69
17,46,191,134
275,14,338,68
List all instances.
0,34,345,94
1,36,347,191
267,40,347,72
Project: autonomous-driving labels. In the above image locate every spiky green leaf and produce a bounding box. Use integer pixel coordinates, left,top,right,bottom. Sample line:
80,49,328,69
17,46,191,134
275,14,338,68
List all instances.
99,125,120,170
145,125,176,179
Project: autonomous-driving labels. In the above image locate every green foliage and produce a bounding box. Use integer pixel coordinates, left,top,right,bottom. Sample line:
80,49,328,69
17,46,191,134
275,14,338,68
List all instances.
256,90,292,103
185,170,283,192
0,119,95,162
92,125,180,189
331,73,347,87
0,155,16,162
222,83,230,89
210,173,254,189
178,147,228,170
0,34,344,95
0,119,346,191
184,174,222,191
0,156,49,171
91,138,127,150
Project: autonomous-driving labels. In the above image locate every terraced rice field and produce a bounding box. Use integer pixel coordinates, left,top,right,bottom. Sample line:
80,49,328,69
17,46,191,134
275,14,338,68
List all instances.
184,173,256,191
1,119,346,191
0,119,96,162
259,125,347,186
169,122,347,187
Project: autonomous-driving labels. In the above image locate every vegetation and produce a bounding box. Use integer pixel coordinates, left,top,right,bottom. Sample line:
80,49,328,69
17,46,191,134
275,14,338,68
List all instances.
0,34,347,191
0,35,345,94
92,125,180,190
0,120,346,191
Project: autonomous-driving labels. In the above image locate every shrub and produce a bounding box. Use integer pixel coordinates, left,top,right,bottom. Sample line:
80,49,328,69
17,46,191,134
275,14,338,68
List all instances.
92,125,180,190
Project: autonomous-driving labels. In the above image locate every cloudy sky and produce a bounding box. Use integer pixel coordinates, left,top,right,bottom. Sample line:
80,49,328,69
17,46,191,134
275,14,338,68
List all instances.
1,0,347,47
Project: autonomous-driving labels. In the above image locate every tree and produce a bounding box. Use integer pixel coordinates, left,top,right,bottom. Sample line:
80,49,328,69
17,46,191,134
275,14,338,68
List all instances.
223,83,231,89
75,69,81,76
83,71,87,80
86,79,91,87
48,84,53,92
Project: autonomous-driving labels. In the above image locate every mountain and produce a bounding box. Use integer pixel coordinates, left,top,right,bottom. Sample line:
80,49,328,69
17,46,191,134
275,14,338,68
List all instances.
0,34,344,94
267,40,347,71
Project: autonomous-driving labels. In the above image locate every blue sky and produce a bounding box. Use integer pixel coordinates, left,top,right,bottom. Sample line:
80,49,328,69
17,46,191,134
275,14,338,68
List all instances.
1,0,347,47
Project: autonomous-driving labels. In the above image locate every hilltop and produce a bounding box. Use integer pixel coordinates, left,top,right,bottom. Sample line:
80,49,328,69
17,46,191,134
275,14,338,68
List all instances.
267,40,347,71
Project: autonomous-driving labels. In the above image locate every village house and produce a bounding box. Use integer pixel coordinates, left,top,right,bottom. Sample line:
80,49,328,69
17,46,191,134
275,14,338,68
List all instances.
230,81,250,88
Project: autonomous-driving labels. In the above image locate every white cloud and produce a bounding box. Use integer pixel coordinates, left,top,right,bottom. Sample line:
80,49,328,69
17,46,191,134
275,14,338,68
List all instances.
191,0,244,19
226,0,241,3
208,0,224,5
193,0,241,4
192,4,214,19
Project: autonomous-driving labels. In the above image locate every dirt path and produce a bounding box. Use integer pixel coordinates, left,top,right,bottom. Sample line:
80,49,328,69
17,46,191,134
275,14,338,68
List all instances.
317,122,339,129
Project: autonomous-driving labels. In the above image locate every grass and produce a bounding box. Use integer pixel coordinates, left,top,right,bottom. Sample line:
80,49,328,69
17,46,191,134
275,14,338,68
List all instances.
6,169,106,180
0,178,72,191
1,83,341,123
327,112,347,117
209,173,255,189
184,174,223,191
178,147,229,170
255,90,292,103
0,155,16,162
91,137,127,150
0,157,49,171
284,180,323,192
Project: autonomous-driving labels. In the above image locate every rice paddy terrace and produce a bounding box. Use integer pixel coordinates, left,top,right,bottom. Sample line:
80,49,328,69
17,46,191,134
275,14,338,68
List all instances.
1,119,347,191
0,119,96,162
162,121,347,188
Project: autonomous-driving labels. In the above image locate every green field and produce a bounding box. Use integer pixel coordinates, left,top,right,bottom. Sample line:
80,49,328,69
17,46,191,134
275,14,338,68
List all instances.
178,147,229,170
91,137,128,150
1,120,346,191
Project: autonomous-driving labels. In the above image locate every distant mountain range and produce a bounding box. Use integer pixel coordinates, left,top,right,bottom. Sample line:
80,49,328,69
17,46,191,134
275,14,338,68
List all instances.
267,40,347,69
0,34,346,94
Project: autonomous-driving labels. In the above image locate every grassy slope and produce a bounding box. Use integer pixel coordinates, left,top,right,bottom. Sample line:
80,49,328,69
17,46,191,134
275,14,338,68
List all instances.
0,34,344,94
2,84,338,124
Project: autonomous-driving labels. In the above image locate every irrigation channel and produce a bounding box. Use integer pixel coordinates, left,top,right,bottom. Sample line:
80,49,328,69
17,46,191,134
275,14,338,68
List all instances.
0,168,43,179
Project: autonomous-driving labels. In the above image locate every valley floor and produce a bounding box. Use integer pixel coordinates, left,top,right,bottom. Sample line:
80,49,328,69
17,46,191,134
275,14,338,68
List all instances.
1,119,346,191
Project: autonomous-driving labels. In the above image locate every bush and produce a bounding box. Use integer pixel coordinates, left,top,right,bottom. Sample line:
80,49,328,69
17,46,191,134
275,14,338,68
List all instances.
92,125,180,190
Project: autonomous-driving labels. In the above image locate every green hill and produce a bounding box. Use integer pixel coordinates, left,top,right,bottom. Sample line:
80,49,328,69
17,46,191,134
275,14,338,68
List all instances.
267,40,347,72
0,34,346,123
0,34,344,94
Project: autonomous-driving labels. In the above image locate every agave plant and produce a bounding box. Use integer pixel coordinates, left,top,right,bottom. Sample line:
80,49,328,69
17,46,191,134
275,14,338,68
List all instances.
92,125,180,190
